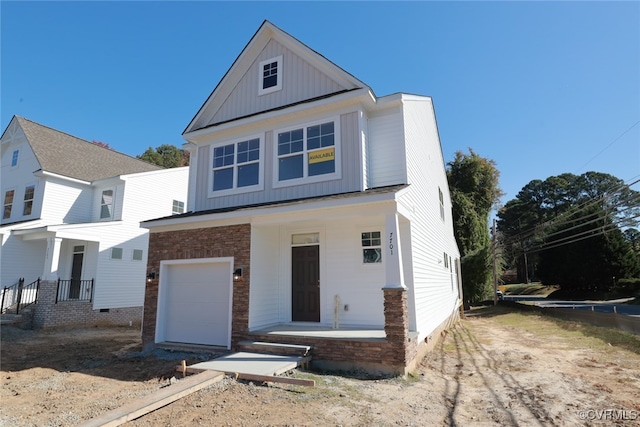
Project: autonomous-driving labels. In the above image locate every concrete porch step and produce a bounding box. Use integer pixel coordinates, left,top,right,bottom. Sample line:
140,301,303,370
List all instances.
237,340,312,357
0,313,23,325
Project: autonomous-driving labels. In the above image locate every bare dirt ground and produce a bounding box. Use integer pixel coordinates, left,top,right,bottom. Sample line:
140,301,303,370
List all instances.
2,306,639,426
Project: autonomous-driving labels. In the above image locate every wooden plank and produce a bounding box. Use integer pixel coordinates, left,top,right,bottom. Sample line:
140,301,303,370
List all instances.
78,370,224,427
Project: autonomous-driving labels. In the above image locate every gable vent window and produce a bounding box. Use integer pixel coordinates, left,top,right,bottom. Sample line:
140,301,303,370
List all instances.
210,137,262,196
11,150,19,167
258,55,282,95
3,190,15,219
23,185,35,216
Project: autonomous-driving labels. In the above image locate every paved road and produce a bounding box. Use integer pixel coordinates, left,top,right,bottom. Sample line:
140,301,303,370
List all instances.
503,295,640,316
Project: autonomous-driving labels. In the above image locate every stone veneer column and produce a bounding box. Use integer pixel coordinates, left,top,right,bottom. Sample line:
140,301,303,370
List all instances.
383,286,409,366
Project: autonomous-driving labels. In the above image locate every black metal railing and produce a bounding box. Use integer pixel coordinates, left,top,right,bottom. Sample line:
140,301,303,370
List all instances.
56,278,94,303
1,278,40,314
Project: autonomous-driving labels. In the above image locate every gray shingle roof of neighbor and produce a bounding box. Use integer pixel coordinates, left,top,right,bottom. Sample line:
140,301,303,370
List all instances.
15,116,163,182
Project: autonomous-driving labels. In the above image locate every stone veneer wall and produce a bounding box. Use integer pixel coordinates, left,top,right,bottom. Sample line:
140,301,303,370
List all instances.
142,224,251,349
32,280,142,329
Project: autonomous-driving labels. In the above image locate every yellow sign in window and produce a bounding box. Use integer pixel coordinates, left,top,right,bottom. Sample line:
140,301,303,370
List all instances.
308,147,335,164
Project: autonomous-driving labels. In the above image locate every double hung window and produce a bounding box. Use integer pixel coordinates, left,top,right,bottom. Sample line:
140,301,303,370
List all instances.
23,185,35,216
276,119,338,185
362,231,382,263
100,189,114,219
3,190,14,219
211,137,261,195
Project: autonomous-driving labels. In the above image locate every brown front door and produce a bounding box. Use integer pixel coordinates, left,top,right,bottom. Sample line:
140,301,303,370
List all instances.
291,245,320,322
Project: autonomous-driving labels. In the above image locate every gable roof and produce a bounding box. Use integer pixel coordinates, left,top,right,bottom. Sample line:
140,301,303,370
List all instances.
184,20,370,134
13,116,162,182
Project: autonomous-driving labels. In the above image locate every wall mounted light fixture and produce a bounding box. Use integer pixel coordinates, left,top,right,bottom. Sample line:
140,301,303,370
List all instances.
233,268,243,281
146,271,156,282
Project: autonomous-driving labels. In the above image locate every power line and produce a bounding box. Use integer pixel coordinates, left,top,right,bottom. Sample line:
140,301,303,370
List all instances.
575,119,640,174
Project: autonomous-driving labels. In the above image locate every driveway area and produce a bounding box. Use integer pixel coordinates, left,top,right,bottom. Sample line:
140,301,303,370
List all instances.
2,306,639,426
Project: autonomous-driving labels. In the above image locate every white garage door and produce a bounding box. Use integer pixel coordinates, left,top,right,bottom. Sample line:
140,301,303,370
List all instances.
158,260,232,347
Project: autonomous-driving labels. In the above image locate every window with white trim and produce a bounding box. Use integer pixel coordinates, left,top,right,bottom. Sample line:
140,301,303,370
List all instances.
172,200,184,214
23,185,35,216
11,150,19,167
275,119,339,186
362,231,382,263
258,55,282,95
3,190,15,219
100,189,114,219
438,187,445,221
132,249,144,261
210,137,262,195
111,247,123,260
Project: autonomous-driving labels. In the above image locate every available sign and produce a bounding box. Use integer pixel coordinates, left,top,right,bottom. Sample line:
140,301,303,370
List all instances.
308,147,335,164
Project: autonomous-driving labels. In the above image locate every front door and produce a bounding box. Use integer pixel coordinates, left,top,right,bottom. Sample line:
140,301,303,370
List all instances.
291,245,320,322
70,252,83,299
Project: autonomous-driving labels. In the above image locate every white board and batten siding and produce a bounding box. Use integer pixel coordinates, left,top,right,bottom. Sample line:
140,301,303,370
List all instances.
399,97,461,341
156,258,233,348
209,39,348,127
193,111,363,212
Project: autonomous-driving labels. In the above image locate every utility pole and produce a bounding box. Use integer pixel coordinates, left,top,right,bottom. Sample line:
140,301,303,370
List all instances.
492,219,498,305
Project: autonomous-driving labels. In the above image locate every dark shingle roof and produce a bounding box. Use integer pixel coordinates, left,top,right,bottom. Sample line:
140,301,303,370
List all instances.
16,116,162,182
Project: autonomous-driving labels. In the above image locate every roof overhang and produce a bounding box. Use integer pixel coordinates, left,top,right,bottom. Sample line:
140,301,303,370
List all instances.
143,185,410,233
11,221,125,242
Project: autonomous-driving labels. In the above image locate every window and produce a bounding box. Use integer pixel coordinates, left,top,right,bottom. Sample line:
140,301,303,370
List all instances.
172,200,184,214
3,190,14,219
211,137,261,195
100,189,114,219
23,185,34,216
438,187,445,221
362,231,382,263
11,150,19,167
258,55,282,95
276,119,339,185
111,248,123,260
444,252,449,269
132,249,143,261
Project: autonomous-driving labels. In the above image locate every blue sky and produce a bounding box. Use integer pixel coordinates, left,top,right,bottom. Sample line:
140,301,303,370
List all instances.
2,1,639,206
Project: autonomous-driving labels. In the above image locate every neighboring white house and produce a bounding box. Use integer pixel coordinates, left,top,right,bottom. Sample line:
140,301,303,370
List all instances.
141,21,462,375
0,116,189,328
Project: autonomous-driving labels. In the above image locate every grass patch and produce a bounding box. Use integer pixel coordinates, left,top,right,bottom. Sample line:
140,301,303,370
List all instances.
486,306,640,355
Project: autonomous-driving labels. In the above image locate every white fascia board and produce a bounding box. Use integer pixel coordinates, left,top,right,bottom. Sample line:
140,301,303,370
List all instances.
120,167,188,181
34,170,92,186
184,88,372,144
143,189,404,233
14,221,125,241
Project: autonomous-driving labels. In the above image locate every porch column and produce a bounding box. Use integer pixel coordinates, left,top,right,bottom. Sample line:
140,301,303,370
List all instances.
384,212,405,289
42,236,63,280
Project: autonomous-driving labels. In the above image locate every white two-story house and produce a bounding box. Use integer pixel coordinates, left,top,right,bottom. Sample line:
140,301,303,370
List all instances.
141,21,462,375
1,116,189,328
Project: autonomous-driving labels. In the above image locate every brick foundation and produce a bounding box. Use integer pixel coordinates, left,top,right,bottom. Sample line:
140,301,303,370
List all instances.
31,280,142,329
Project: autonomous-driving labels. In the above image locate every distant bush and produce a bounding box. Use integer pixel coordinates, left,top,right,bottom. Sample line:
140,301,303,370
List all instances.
615,278,640,294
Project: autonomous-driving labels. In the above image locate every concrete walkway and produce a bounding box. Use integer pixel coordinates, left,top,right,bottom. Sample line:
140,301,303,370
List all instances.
190,352,306,376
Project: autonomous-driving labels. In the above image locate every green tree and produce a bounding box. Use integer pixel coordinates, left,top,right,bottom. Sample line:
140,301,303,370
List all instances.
497,172,640,294
447,149,503,304
138,144,189,168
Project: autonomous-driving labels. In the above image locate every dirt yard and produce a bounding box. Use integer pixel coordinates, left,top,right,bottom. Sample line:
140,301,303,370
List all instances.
2,306,639,426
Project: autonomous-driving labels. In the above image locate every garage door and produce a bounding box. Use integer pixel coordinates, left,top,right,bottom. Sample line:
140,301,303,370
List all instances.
158,260,232,347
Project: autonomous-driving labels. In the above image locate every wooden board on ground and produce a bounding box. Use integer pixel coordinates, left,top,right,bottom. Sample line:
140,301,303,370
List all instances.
77,370,224,427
